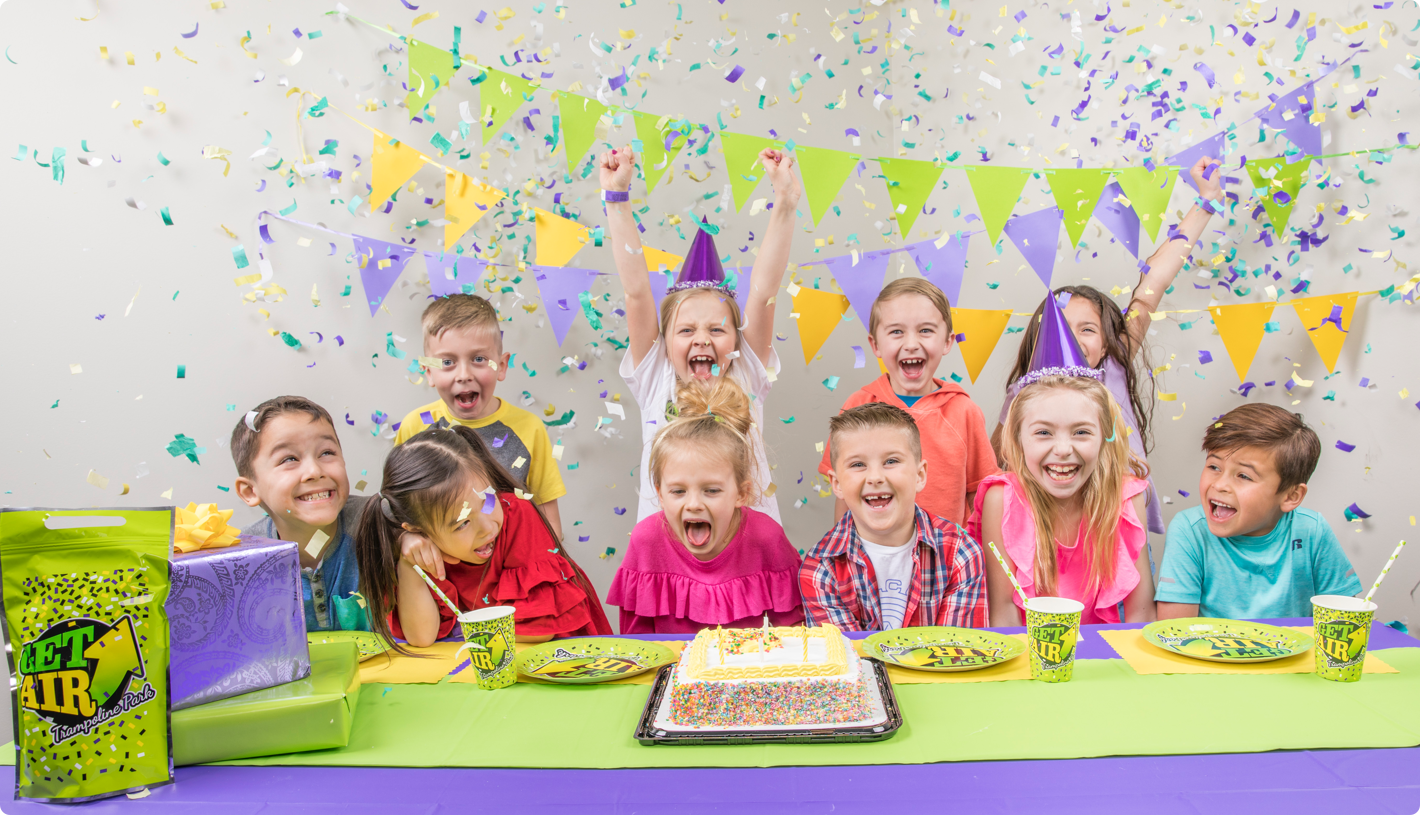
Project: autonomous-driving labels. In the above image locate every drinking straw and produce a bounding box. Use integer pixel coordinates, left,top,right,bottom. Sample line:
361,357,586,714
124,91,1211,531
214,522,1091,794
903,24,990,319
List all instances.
985,540,1031,608
411,563,463,616
1364,540,1408,604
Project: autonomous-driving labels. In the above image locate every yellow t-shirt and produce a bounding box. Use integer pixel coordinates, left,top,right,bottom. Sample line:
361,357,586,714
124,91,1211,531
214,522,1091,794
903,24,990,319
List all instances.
394,398,568,504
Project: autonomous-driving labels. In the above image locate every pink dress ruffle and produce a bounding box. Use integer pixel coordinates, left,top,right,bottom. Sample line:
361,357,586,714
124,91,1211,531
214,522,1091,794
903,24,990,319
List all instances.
607,507,805,635
969,473,1147,624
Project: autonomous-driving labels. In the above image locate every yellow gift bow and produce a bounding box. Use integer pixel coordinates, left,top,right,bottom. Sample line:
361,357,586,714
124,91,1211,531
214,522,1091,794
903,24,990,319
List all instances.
173,502,243,553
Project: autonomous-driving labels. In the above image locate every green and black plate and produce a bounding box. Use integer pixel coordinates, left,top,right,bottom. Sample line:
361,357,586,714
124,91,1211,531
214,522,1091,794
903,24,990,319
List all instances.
515,638,678,684
1142,618,1314,663
862,626,1027,672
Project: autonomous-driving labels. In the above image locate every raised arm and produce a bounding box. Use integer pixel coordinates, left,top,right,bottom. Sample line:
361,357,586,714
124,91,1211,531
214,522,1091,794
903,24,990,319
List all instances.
741,148,803,364
600,146,659,368
1123,155,1225,355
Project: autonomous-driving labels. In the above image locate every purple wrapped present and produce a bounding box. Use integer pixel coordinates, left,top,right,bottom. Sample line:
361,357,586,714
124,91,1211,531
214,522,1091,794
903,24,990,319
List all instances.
167,535,311,710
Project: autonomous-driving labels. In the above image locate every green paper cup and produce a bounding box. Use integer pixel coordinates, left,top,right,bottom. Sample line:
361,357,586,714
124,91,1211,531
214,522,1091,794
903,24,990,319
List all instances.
1311,595,1377,683
458,606,517,690
1025,596,1084,683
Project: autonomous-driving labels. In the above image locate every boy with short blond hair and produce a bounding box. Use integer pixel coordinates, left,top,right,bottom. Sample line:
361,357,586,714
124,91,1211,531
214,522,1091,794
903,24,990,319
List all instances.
817,278,998,528
395,293,566,539
233,395,370,632
800,402,987,631
1156,403,1361,620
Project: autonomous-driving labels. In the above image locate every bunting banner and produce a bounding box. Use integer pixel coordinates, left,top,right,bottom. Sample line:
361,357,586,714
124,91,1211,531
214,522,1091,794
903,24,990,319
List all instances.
965,166,1032,246
643,245,685,312
424,251,477,298
1166,132,1228,195
369,130,430,211
533,207,591,267
1290,291,1359,374
530,265,601,346
792,286,850,364
1209,302,1278,383
1112,165,1178,242
1245,156,1313,235
718,131,777,212
1003,206,1064,290
951,308,1015,384
1092,181,1141,258
878,157,945,240
406,39,458,118
443,170,505,251
632,111,686,193
556,92,610,175
821,250,893,326
353,235,419,315
904,233,971,307
1046,168,1112,249
479,68,539,143
1257,77,1323,156
794,144,859,227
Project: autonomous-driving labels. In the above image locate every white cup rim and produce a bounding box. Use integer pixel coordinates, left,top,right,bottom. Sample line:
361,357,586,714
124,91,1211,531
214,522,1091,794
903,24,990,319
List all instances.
1311,595,1378,613
458,605,516,623
1025,596,1085,614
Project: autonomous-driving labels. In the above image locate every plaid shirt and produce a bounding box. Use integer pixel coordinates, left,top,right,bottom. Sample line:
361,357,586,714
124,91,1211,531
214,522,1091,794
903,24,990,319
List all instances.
799,506,987,631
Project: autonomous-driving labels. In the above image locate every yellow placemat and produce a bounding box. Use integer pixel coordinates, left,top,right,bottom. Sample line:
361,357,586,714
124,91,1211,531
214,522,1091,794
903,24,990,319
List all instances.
449,640,689,686
358,642,464,685
854,635,1034,683
1099,628,1400,676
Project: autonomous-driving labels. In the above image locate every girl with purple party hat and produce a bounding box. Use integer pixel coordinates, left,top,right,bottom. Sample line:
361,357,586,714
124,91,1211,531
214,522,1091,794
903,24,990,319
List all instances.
600,143,802,522
968,293,1156,626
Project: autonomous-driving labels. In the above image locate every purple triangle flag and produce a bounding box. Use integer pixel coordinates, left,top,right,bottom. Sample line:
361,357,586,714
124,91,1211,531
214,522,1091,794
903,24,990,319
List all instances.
424,252,472,298
353,235,418,315
905,234,970,306
1091,181,1140,259
1165,131,1228,195
531,264,599,346
1254,79,1322,156
648,266,673,313
822,250,893,325
1003,207,1063,290
725,266,753,316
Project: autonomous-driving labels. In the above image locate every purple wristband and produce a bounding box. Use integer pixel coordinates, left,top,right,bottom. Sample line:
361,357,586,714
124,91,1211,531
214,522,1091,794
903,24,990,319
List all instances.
601,189,630,203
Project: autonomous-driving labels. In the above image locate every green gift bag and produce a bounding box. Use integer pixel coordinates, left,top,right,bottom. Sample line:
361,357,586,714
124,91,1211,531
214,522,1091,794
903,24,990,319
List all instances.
0,508,174,803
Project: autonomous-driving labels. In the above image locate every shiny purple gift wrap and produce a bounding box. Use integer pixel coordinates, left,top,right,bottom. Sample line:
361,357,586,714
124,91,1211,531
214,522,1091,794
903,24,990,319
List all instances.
167,535,310,710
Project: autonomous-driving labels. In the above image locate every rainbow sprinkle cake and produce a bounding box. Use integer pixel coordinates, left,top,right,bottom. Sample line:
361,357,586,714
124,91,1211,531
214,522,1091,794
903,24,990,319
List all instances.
668,623,875,728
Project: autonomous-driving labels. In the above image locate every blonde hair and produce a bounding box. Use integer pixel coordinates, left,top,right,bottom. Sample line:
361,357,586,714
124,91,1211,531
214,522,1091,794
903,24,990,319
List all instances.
868,277,953,338
659,286,744,376
1000,376,1147,596
421,293,500,345
648,377,759,506
827,401,921,467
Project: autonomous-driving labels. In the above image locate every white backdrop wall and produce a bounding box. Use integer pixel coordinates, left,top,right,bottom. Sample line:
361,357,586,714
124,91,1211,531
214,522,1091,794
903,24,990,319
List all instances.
2,0,1417,740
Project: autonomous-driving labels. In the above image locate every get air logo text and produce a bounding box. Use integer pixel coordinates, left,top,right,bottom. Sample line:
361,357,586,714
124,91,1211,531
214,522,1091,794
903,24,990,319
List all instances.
17,616,155,745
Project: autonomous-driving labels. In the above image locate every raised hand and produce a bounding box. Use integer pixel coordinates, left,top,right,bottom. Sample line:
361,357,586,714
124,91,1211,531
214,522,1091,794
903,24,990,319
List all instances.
759,148,802,211
1191,155,1224,202
598,144,637,193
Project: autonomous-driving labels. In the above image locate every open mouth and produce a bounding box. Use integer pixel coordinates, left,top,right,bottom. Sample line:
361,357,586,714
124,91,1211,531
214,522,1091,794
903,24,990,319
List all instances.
898,357,926,380
297,490,333,503
684,520,712,547
1043,463,1081,483
453,389,480,412
862,493,894,510
1209,499,1237,522
688,354,716,379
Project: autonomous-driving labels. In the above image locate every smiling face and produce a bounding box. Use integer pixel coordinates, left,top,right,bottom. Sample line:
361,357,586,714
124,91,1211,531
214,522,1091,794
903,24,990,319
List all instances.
666,291,739,382
1198,446,1306,538
1061,295,1106,369
428,474,507,565
868,294,952,397
426,324,511,422
655,447,746,561
1017,388,1103,504
829,426,926,547
235,413,350,545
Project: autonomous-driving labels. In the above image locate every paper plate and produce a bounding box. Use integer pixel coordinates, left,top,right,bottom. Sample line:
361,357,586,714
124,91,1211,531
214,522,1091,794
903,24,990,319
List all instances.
1142,618,1314,663
514,638,677,684
308,630,393,662
863,627,1027,672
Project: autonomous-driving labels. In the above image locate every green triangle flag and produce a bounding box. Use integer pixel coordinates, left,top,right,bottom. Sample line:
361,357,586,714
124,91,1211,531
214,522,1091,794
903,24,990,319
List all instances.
1245,156,1312,235
1113,165,1179,242
1046,168,1113,249
794,144,858,227
406,39,459,118
718,131,778,212
878,157,946,240
479,68,539,142
965,167,1032,246
556,92,609,175
632,111,686,193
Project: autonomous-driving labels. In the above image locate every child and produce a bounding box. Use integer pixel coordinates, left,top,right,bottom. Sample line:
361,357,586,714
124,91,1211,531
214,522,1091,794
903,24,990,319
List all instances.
1156,404,1361,620
818,278,998,528
232,395,370,632
395,293,566,540
800,402,987,631
600,143,800,523
971,376,1155,626
356,424,611,648
991,155,1226,536
607,378,804,634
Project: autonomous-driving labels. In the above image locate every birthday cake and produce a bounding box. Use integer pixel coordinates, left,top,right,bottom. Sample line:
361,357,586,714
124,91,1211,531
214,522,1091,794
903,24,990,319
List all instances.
667,623,875,728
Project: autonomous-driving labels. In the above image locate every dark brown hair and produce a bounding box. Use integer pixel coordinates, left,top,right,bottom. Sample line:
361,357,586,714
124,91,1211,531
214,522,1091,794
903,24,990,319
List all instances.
354,424,594,655
1202,403,1321,491
828,401,922,466
230,395,339,479
1005,286,1154,455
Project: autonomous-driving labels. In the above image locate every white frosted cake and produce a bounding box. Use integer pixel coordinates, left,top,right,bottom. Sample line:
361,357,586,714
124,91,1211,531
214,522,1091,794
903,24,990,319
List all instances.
667,623,875,728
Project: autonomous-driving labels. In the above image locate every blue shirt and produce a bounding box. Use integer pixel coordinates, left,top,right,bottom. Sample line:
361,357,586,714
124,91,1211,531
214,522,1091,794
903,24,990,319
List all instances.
1155,506,1361,619
241,495,372,632
897,394,922,407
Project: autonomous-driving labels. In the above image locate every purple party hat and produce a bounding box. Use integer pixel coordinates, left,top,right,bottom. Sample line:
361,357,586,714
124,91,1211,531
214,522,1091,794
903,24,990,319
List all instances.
1016,290,1104,386
668,218,727,293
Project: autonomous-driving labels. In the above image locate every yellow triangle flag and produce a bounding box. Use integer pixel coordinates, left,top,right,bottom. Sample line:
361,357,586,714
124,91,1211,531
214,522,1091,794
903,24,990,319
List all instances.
792,287,850,364
643,246,683,274
950,308,1014,383
370,132,430,211
1209,302,1277,383
1289,292,1358,373
444,171,505,251
534,208,590,267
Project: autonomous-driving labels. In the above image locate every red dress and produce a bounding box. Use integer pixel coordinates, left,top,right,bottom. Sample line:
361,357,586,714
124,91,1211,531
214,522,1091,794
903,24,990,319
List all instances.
390,493,612,640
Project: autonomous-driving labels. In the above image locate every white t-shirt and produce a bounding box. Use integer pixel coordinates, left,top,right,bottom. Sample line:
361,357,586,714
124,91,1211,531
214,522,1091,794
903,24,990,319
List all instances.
860,538,916,630
620,338,782,523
